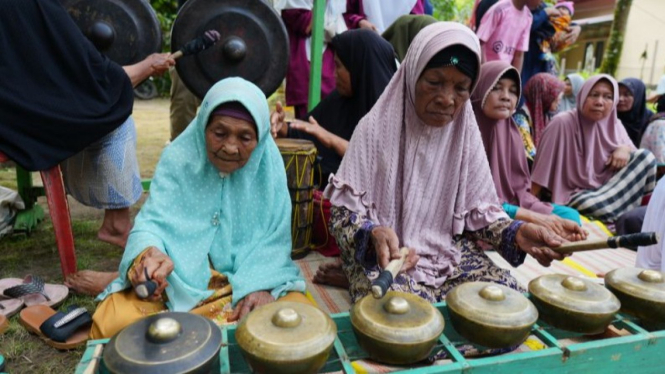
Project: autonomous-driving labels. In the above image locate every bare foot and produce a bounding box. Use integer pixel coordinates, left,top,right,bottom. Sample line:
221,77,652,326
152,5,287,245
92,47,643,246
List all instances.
65,271,119,296
98,208,132,248
97,229,129,248
313,261,350,289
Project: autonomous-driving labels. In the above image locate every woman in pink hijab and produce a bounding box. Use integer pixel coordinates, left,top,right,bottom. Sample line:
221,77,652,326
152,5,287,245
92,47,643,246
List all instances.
472,61,584,237
324,22,571,304
531,75,657,223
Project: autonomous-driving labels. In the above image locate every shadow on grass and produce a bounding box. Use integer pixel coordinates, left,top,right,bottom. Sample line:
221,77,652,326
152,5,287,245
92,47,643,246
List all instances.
1,218,122,374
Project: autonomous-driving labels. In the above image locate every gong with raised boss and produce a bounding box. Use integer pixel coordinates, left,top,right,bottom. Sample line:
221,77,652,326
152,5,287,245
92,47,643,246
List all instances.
172,0,289,98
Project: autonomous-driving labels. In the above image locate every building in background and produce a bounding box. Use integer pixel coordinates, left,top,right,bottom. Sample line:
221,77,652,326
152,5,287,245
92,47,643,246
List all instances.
559,0,665,88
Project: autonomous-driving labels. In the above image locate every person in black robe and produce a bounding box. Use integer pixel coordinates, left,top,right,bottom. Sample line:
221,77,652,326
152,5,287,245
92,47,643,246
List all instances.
0,0,174,294
271,28,398,190
617,78,654,147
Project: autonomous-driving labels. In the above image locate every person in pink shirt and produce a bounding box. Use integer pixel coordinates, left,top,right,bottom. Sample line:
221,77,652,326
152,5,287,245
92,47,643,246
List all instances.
476,0,539,72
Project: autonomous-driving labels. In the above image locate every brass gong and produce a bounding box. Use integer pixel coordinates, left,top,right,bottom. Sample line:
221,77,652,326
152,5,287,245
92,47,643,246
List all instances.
172,0,289,98
446,282,538,349
605,267,665,323
529,274,620,334
235,301,337,374
101,312,223,374
350,291,445,365
60,0,163,65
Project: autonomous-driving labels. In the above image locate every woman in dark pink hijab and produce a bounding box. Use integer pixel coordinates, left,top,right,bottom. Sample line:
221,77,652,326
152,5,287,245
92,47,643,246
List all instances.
472,61,583,239
531,75,657,223
324,23,580,307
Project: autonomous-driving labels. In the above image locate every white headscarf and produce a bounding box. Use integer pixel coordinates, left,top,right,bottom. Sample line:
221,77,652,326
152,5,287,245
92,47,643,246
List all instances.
363,0,418,33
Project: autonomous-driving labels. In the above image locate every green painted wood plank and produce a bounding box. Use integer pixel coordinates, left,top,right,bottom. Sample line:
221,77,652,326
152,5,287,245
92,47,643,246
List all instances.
220,326,230,374
307,0,325,110
74,339,108,374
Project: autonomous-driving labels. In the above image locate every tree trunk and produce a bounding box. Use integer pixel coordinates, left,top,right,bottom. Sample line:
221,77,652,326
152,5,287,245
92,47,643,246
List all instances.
599,0,633,75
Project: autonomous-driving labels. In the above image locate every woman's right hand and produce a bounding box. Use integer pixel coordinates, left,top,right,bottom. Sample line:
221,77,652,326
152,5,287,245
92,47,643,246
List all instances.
370,226,419,272
130,247,174,301
269,101,287,139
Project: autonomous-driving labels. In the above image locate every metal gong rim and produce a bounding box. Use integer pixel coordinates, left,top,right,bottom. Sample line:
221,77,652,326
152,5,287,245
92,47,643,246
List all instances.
172,0,289,99
60,0,162,65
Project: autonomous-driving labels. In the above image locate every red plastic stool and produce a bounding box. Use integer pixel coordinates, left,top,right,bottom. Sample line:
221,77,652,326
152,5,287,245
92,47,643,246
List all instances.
0,152,77,278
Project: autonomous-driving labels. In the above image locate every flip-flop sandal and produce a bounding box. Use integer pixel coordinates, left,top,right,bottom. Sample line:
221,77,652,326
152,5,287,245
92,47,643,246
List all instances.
0,276,68,308
19,305,91,350
0,314,7,335
0,298,24,318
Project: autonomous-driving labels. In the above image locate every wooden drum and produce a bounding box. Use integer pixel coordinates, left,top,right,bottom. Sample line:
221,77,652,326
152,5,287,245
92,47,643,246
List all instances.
275,139,317,259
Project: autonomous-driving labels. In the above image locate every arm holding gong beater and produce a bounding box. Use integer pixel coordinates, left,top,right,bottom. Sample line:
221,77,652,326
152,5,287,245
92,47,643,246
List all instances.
552,232,659,254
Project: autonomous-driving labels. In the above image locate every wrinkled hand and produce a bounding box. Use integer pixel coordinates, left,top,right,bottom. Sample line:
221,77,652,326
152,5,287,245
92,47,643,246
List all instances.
515,223,567,267
270,101,286,139
544,7,561,18
606,146,631,170
563,25,581,45
370,226,419,272
228,291,275,322
148,53,175,76
358,19,378,33
289,116,332,147
532,213,588,242
130,247,174,301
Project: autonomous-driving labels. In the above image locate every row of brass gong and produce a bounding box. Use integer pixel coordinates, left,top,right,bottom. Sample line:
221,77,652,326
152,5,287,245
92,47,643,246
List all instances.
98,267,665,374
60,0,288,99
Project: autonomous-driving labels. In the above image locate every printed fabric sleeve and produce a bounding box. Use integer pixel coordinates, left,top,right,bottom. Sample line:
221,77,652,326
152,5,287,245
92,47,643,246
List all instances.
329,205,380,268
464,218,527,267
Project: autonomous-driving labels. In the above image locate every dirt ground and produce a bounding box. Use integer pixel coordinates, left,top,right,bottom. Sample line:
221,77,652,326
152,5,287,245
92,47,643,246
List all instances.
0,98,171,374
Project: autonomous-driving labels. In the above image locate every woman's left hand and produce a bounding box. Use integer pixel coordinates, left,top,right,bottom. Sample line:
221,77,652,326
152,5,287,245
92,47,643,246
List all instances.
515,223,567,267
289,116,332,147
228,291,275,322
532,214,588,242
606,146,631,170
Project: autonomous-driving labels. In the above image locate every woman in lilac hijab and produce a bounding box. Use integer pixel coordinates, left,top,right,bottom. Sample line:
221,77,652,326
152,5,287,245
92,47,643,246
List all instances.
324,23,575,305
531,75,657,223
472,61,583,237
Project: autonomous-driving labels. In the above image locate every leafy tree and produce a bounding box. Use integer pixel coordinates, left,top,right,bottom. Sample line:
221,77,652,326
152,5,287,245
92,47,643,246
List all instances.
599,0,633,76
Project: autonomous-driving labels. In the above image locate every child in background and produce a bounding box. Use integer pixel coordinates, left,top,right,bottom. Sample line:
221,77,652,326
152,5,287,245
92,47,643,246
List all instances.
476,0,536,72
543,1,575,53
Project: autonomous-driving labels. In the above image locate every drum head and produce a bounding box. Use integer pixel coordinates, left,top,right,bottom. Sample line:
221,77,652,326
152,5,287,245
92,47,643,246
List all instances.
275,139,316,152
60,0,162,65
172,0,289,99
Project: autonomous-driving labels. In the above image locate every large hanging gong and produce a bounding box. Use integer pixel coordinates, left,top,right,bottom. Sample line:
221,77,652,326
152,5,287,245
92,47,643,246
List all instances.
60,0,163,65
172,0,289,98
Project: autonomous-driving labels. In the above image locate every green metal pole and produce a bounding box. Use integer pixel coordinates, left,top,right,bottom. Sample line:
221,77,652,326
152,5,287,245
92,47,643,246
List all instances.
307,0,325,111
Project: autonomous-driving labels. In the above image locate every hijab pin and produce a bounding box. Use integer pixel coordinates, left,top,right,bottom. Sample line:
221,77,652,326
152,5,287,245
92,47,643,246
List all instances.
451,57,459,65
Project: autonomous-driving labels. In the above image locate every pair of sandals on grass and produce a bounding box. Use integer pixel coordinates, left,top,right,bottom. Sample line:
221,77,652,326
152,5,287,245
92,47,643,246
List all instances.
0,275,92,350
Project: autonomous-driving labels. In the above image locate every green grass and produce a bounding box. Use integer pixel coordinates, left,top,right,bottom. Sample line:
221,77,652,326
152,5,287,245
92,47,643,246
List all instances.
0,216,122,373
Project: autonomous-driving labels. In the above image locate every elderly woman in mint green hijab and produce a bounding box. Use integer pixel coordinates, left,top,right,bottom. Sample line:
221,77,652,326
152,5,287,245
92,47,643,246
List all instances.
91,78,306,339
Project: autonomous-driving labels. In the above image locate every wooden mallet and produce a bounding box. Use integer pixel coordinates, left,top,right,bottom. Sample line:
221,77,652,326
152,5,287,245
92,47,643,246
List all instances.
371,247,410,299
553,232,659,254
170,30,221,60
